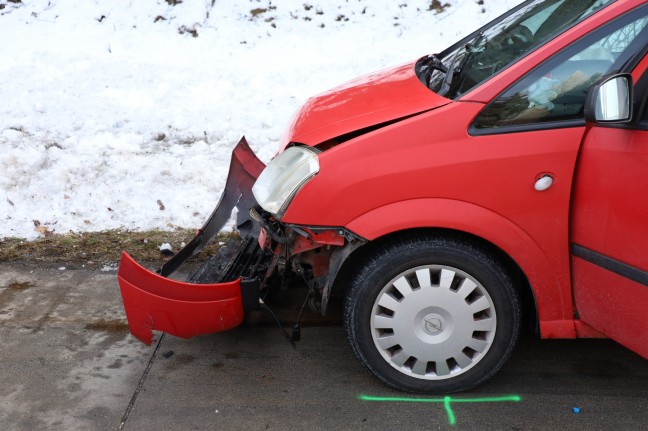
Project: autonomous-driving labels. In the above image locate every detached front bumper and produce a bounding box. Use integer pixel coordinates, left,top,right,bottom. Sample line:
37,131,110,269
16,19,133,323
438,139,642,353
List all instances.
117,137,266,345
118,253,248,344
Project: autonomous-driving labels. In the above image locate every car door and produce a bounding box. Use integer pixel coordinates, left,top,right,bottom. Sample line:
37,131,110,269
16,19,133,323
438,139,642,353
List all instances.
570,47,648,359
469,4,648,339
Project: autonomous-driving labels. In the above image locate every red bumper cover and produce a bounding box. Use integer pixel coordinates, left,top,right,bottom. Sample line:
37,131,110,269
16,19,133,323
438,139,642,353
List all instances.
118,252,244,345
117,137,265,345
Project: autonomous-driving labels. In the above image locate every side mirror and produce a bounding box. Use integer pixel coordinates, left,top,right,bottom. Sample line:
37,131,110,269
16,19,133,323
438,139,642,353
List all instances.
585,73,633,123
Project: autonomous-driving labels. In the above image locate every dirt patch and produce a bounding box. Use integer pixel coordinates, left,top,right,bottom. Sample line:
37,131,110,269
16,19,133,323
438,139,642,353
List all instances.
85,319,132,334
6,281,34,290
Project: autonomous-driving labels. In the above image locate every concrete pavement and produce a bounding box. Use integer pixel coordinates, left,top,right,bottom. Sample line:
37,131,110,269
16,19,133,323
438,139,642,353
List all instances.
1,262,646,430
0,264,150,429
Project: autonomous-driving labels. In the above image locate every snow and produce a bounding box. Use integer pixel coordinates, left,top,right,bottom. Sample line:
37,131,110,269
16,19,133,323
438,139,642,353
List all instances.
0,0,523,240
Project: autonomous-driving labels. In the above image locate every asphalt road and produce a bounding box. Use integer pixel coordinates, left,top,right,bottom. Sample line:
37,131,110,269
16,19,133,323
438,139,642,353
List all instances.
0,263,646,430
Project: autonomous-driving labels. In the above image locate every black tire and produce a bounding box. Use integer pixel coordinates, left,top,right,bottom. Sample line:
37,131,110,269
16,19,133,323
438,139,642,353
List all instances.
344,234,520,393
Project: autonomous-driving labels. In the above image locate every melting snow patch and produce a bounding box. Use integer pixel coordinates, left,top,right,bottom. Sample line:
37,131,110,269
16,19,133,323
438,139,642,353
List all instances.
101,263,119,272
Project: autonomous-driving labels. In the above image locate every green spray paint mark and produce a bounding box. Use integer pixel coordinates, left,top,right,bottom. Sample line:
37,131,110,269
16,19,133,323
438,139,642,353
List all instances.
444,396,456,425
359,394,522,426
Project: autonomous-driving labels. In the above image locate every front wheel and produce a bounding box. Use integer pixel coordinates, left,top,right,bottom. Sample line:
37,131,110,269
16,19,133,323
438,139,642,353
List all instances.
344,234,520,393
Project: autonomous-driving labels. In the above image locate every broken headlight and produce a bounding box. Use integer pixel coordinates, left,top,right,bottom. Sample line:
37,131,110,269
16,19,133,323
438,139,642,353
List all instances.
252,145,319,217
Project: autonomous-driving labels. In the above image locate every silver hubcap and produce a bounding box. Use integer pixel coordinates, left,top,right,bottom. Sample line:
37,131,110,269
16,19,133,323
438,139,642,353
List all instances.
371,265,496,380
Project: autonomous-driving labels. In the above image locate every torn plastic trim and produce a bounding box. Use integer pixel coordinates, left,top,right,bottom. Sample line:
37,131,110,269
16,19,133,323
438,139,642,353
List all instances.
159,137,265,277
287,224,361,245
277,222,368,316
117,137,266,345
250,204,361,248
319,237,367,315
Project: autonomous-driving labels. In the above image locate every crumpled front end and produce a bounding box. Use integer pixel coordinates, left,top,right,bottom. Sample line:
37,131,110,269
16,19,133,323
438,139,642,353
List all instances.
117,137,267,345
118,137,363,345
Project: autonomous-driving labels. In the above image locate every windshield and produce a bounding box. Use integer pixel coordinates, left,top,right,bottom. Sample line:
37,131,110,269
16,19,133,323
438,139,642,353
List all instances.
418,0,616,99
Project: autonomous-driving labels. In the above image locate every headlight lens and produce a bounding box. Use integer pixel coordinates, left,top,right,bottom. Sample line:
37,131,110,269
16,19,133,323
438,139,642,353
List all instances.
252,146,319,216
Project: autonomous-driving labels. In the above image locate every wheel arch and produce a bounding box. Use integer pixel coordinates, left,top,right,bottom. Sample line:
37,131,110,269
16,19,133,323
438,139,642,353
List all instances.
334,198,569,336
335,227,538,337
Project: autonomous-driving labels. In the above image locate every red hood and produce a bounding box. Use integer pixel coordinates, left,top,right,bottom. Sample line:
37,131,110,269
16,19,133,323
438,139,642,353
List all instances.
282,61,451,146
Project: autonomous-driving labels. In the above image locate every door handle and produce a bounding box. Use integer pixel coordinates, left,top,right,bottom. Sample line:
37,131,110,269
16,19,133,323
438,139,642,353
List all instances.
534,175,554,191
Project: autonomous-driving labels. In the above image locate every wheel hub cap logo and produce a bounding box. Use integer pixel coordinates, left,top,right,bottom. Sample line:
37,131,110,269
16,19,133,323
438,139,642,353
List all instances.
424,316,443,334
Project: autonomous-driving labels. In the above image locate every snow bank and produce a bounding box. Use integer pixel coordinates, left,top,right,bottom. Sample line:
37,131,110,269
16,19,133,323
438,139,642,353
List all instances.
0,0,522,239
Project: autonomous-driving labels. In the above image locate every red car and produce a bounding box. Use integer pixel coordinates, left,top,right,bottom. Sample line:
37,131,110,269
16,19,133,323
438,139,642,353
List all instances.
119,0,648,393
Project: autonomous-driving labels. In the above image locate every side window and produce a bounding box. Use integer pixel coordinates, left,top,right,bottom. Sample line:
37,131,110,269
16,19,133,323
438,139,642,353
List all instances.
474,8,648,131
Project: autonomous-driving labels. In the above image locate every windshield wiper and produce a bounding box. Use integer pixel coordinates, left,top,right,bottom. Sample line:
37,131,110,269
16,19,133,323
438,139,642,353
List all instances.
439,32,485,97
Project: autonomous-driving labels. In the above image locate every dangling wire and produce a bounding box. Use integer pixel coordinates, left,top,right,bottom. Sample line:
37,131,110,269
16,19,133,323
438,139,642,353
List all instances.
289,268,318,344
259,298,295,347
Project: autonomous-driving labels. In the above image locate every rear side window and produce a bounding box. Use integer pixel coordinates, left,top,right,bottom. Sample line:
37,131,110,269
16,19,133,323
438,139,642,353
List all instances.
473,5,648,131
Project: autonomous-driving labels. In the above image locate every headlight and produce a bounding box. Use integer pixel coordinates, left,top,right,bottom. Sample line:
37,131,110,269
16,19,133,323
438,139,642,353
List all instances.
252,146,319,216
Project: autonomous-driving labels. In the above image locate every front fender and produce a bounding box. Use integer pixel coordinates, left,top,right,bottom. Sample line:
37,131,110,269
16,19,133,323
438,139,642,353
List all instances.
345,198,574,337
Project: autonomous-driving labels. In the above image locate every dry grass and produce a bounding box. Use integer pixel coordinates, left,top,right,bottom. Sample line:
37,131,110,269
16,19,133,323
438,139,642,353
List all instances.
0,229,238,269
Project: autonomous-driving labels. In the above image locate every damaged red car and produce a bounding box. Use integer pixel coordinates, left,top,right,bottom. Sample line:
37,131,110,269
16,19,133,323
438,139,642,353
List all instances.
119,0,648,393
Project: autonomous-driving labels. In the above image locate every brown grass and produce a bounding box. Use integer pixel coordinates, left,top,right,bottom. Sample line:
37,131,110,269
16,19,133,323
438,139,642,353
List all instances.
0,229,238,269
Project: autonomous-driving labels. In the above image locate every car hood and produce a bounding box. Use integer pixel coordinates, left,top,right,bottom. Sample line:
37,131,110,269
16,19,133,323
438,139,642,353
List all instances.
282,61,451,147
